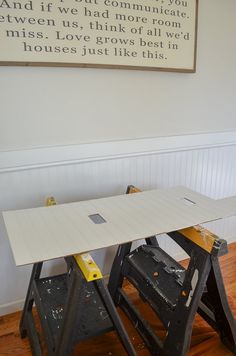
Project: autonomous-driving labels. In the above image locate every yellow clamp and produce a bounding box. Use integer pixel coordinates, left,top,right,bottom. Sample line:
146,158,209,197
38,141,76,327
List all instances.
46,196,57,206
128,185,141,194
74,253,103,281
46,196,103,282
179,225,219,253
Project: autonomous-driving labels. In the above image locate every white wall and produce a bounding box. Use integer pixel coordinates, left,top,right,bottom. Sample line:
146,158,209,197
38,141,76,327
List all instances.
0,0,236,150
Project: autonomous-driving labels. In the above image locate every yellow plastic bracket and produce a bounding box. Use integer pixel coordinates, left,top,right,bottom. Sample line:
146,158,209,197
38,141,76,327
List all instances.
128,185,141,194
46,196,57,206
46,195,103,282
74,253,103,281
178,225,219,253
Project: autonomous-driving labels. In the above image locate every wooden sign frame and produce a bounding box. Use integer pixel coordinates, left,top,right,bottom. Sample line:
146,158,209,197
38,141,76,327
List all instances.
0,0,198,72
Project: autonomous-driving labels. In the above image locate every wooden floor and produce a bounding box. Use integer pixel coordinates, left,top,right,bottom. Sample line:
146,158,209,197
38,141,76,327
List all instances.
0,243,235,355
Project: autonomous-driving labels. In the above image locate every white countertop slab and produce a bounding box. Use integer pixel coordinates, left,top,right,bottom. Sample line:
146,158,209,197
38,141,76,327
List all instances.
3,186,236,266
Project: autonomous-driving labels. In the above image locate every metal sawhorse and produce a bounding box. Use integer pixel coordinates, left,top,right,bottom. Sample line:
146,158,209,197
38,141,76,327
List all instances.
108,185,236,355
19,197,136,356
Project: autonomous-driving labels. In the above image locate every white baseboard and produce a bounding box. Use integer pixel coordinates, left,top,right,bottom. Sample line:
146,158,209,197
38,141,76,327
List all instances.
0,299,25,316
227,235,236,245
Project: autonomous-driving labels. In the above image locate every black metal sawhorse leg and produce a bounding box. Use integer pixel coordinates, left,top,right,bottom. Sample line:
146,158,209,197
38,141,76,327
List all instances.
168,229,236,355
20,262,43,355
199,254,236,352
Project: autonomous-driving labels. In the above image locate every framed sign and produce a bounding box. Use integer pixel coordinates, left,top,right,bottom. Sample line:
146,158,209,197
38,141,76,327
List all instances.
0,0,198,72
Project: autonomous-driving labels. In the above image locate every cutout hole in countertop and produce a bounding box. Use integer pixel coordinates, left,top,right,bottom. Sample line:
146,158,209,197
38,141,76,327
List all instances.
181,197,196,206
89,214,107,224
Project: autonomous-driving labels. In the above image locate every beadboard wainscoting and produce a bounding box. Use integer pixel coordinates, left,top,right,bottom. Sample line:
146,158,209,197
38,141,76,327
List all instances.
0,131,236,315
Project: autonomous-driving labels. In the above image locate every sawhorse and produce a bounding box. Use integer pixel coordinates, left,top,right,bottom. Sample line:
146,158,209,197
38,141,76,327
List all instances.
20,197,136,356
108,185,236,355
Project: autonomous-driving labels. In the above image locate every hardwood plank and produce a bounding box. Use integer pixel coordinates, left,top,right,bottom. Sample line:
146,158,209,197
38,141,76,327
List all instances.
0,330,31,356
189,335,234,356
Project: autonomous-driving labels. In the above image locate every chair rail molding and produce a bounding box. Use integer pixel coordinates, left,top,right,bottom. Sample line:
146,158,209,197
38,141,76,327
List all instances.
1,131,236,173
